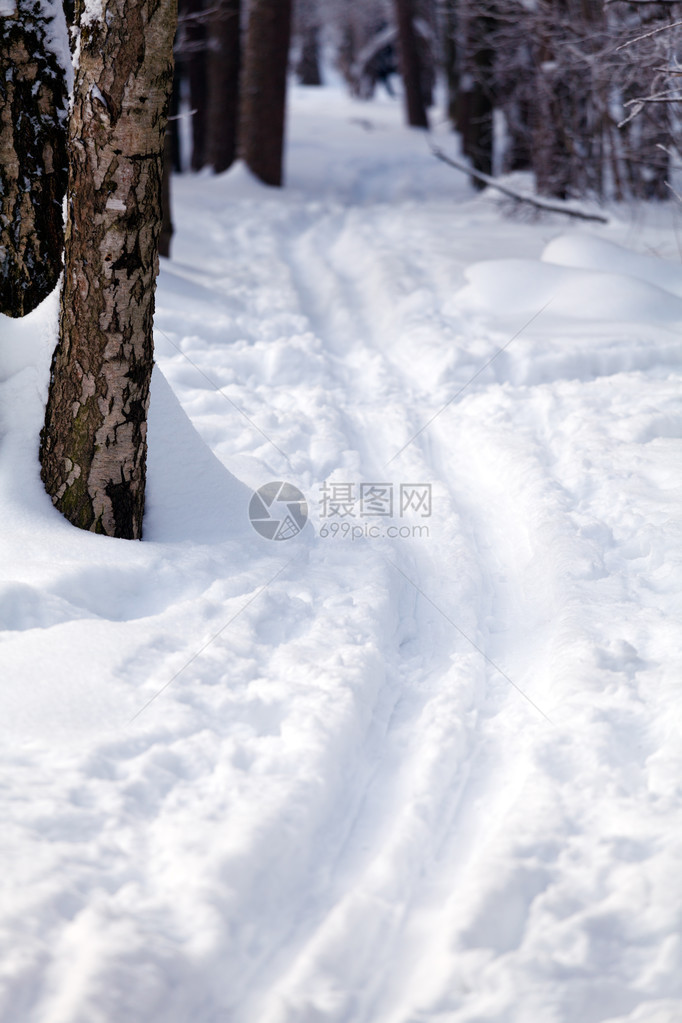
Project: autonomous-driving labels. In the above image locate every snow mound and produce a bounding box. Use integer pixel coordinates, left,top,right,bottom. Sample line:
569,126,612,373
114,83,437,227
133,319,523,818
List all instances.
458,256,682,324
543,233,682,298
145,366,252,543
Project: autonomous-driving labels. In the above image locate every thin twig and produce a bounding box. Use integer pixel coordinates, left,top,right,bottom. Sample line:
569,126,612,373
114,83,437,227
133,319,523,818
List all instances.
606,0,682,5
615,19,682,51
625,93,682,103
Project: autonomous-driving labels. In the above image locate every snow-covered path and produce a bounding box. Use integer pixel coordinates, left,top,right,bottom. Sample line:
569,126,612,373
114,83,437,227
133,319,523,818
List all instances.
1,84,681,1023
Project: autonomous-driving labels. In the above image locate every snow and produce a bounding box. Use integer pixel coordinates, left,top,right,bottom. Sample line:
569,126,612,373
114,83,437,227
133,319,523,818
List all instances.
1,79,681,1023
41,0,73,96
80,0,103,30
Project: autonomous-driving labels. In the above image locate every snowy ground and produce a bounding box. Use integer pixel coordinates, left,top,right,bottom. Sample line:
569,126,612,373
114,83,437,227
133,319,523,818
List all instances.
1,80,681,1023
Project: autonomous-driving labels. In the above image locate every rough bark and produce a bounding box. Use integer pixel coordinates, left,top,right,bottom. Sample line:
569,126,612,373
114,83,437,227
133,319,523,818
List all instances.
394,0,429,128
239,0,292,187
40,0,177,539
206,0,241,172
0,0,68,317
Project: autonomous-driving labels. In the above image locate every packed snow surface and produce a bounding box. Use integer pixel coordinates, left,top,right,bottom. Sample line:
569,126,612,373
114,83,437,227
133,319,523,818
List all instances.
1,80,681,1023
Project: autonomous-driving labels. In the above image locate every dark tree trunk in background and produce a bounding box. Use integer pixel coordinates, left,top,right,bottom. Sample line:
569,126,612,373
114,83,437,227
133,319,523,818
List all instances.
442,0,458,127
639,105,669,200
168,73,182,172
394,0,429,128
459,7,495,185
531,0,604,199
40,0,177,539
415,0,435,109
207,0,241,172
181,0,208,170
533,55,572,198
504,92,532,172
0,0,67,317
295,0,321,86
240,0,292,187
622,72,670,200
297,24,322,85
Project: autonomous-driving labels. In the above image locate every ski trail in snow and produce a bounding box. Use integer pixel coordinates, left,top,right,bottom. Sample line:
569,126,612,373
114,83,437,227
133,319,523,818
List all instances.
305,213,682,1022
118,183,682,1023
210,208,556,1023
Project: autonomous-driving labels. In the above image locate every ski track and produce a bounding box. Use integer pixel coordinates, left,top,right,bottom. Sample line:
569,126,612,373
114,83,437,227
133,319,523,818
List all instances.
153,196,515,1022
169,195,682,1023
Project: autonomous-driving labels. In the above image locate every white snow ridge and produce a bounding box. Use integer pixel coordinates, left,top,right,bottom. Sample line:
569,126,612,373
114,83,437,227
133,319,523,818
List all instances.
1,78,681,1023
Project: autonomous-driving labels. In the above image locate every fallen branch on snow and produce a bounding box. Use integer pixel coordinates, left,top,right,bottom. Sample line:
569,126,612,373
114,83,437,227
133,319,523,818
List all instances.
431,146,610,224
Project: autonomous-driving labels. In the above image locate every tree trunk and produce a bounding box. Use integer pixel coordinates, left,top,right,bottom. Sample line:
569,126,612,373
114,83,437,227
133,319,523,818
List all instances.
239,0,292,187
182,0,208,170
206,0,241,172
40,0,177,539
168,71,182,172
415,0,435,109
160,129,174,258
394,0,429,128
0,0,68,317
503,93,532,172
532,0,604,199
297,24,322,86
442,0,458,128
459,5,495,185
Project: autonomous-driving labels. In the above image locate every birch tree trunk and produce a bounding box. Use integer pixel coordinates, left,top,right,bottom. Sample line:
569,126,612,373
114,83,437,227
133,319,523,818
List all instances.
0,0,68,317
40,0,176,539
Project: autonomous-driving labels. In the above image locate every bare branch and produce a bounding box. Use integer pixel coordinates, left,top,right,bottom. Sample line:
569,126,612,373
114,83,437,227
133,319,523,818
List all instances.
431,147,609,223
606,0,682,5
615,19,682,51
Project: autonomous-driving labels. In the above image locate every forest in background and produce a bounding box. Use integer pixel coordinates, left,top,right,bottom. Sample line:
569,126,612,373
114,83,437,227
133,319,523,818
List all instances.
174,0,681,203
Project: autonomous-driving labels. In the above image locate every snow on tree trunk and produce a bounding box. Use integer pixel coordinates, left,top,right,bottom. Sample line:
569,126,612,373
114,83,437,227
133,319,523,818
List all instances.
0,0,68,317
40,0,176,539
239,0,292,187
